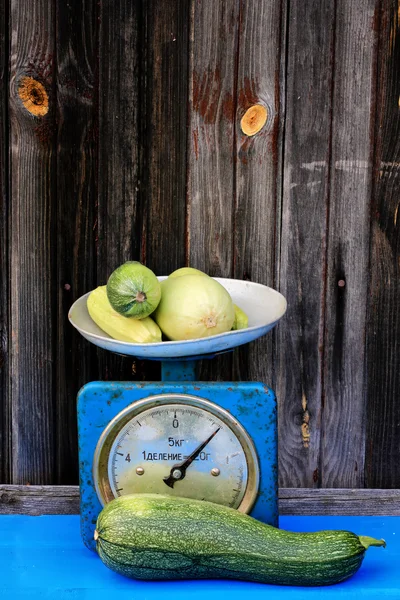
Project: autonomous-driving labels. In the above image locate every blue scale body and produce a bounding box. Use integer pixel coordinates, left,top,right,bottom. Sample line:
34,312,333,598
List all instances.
78,369,278,550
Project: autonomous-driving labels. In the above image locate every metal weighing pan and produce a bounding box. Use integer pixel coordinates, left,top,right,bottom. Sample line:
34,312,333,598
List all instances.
68,277,287,360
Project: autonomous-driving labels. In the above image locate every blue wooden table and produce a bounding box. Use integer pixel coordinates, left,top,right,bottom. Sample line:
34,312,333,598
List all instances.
0,515,398,598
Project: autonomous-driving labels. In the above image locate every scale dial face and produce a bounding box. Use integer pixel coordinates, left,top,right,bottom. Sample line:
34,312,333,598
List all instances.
93,394,259,513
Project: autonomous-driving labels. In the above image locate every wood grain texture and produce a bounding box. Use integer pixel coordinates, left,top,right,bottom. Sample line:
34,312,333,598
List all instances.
187,0,239,380
232,0,283,387
1,485,399,516
9,0,56,484
187,0,238,278
276,1,335,488
366,0,400,488
322,0,378,487
55,0,99,483
137,0,190,383
0,0,9,483
2,0,400,493
0,485,80,515
141,0,189,276
279,487,400,516
95,0,142,382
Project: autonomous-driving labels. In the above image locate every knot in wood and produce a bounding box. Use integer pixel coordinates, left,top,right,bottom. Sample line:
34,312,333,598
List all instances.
18,76,49,117
240,104,268,136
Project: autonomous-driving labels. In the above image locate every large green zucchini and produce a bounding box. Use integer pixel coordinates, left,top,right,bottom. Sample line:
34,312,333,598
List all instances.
95,494,385,585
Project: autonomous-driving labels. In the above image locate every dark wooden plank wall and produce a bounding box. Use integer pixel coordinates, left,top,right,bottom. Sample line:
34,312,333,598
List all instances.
55,0,99,483
9,0,57,484
232,0,284,387
321,0,377,488
1,0,399,492
366,0,400,488
277,0,335,488
0,0,8,483
187,0,239,382
143,0,189,276
95,0,143,386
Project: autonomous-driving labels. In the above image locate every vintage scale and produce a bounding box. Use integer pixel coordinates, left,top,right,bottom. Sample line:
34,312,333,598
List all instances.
69,277,287,551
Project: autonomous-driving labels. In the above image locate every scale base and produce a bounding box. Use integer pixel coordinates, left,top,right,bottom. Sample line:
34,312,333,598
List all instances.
78,380,278,550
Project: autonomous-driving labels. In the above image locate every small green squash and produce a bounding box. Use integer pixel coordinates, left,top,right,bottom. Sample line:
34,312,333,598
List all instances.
107,261,161,319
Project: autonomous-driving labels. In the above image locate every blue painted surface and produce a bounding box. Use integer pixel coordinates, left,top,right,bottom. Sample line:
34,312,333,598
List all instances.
0,515,397,599
77,381,278,550
161,360,198,380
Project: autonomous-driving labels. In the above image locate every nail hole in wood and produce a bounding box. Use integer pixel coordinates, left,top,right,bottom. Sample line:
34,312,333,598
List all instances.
18,76,49,117
240,104,268,136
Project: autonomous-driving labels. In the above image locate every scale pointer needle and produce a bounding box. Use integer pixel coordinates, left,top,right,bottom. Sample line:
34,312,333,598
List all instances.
163,428,221,488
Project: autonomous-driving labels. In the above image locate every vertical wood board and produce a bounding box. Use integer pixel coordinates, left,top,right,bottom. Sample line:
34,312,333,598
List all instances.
141,0,190,276
95,0,142,382
187,0,239,277
9,0,56,483
55,0,99,483
187,0,240,380
276,0,335,487
138,0,191,382
366,0,400,488
322,0,378,487
0,0,9,482
232,0,284,388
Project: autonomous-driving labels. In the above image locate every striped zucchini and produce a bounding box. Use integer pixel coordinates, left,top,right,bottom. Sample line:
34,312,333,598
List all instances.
95,494,385,585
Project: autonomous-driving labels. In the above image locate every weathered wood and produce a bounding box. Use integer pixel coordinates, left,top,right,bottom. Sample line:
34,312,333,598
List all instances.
0,0,8,483
136,0,190,382
9,0,56,483
95,0,142,382
366,0,400,488
232,0,284,387
141,0,189,276
0,485,80,515
187,0,238,278
2,0,400,494
276,1,335,487
279,488,400,516
322,0,378,487
187,0,239,380
55,0,99,484
1,485,399,516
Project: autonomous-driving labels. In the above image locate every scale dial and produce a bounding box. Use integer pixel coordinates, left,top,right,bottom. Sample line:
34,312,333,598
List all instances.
93,394,259,513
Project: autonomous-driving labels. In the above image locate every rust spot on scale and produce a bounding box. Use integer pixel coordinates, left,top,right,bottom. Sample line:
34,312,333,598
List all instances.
18,76,49,116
